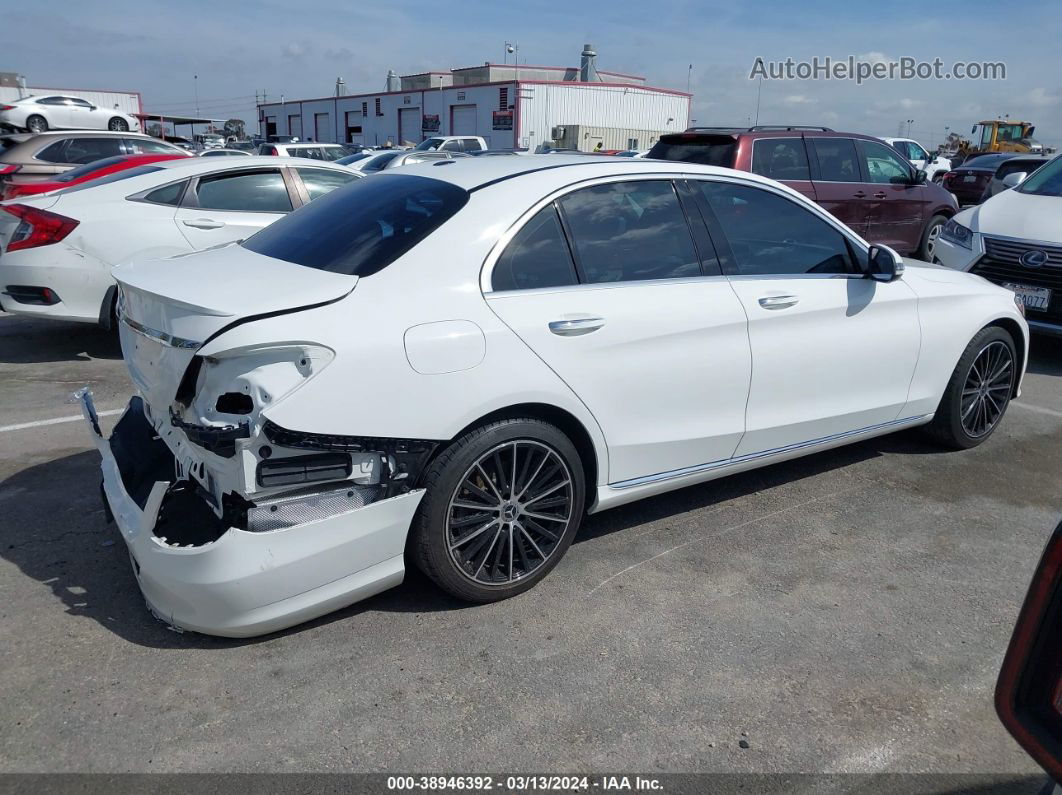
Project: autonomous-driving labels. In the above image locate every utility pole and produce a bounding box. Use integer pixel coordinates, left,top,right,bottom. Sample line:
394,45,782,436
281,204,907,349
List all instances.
754,76,762,126
686,64,692,94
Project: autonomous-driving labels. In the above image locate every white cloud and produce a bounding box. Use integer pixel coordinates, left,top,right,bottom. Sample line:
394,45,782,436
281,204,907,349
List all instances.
1023,87,1059,108
783,94,814,105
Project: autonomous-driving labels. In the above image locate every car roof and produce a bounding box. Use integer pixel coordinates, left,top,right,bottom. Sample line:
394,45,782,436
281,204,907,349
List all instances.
379,153,787,193
279,142,347,148
155,155,353,172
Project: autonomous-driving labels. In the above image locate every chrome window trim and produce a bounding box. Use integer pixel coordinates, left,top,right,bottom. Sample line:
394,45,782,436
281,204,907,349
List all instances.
479,171,874,294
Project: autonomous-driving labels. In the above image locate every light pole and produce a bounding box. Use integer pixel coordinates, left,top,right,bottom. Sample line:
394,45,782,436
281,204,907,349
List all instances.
906,118,914,137
505,41,519,81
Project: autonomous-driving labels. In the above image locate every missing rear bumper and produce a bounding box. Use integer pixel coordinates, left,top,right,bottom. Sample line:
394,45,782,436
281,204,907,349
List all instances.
79,390,424,637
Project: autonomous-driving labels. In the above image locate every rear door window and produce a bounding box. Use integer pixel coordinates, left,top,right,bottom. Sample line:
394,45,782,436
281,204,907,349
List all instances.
750,138,811,181
808,137,861,182
492,205,578,291
241,174,469,276
647,135,737,167
558,180,702,284
37,137,125,164
127,138,181,155
193,169,292,212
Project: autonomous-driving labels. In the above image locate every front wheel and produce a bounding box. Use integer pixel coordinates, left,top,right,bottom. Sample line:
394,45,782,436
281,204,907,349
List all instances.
924,326,1016,449
108,117,129,131
918,214,947,262
25,115,47,134
410,418,585,602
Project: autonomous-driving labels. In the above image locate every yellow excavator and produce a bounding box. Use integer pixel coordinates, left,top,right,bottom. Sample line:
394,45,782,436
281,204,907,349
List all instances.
953,120,1043,164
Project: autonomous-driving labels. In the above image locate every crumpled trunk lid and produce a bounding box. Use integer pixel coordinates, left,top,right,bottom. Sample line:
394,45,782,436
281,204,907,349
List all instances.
114,244,356,411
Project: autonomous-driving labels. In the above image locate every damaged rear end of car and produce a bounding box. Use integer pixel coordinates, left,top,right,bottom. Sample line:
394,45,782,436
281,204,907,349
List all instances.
80,174,471,636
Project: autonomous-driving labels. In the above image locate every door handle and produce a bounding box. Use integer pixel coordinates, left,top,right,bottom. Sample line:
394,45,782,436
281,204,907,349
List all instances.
873,192,887,199
182,219,226,229
853,191,867,198
548,317,605,336
758,295,799,310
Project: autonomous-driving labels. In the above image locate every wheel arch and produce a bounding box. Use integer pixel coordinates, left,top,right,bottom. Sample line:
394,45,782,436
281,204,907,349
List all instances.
433,402,602,512
984,316,1027,397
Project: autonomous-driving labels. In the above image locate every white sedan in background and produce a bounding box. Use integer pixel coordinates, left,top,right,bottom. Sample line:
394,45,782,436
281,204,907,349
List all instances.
0,95,140,134
935,152,1062,337
84,156,1027,637
882,137,951,182
0,157,360,326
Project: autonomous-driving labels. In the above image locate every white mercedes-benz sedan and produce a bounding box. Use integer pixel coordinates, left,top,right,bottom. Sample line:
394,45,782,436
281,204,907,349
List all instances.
80,155,1028,637
935,153,1062,338
0,156,360,326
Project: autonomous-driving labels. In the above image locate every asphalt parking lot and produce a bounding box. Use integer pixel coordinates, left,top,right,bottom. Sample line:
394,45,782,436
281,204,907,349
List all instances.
1,313,1060,782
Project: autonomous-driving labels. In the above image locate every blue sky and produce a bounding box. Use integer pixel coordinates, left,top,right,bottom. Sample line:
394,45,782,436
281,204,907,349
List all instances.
7,0,1061,148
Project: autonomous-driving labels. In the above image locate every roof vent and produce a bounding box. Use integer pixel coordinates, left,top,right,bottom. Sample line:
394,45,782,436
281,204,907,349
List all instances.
385,69,401,92
580,44,600,82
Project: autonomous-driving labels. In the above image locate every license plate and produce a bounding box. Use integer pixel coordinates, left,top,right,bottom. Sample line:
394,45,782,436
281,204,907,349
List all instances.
963,174,978,183
1003,282,1052,311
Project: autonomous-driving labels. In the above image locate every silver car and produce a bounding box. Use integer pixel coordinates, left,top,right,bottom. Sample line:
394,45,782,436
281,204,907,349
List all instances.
0,95,140,134
353,149,469,172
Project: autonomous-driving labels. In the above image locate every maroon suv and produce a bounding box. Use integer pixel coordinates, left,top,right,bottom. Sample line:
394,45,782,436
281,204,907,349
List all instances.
648,126,958,260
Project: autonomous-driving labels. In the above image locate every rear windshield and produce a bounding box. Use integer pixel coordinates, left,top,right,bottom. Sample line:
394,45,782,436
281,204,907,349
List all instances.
647,135,737,167
336,152,371,165
361,152,402,172
241,174,469,277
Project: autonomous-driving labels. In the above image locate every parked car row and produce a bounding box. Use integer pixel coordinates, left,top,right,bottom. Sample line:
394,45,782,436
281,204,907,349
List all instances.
0,157,360,325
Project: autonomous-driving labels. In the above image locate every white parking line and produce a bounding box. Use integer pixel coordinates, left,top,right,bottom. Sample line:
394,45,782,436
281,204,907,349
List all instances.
1013,401,1062,420
0,409,124,434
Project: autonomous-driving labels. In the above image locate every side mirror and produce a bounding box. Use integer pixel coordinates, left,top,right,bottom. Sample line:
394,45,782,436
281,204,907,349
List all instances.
1002,172,1028,188
867,245,905,281
912,168,928,185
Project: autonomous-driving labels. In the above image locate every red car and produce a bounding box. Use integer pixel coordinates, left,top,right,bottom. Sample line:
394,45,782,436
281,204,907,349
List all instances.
648,126,959,260
0,153,189,201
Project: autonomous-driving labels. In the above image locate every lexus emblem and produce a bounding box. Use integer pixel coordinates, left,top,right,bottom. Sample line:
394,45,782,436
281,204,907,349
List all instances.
1019,249,1048,268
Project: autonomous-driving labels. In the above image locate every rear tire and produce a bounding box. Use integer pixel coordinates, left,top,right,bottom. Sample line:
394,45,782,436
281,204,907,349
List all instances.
25,115,47,134
108,117,129,132
918,214,947,261
924,326,1016,449
410,418,585,603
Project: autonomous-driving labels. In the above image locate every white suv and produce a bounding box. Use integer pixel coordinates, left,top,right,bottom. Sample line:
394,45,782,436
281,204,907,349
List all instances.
882,137,951,182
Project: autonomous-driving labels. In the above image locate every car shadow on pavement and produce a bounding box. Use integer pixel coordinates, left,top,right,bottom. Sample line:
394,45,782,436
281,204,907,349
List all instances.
0,317,121,363
2,437,893,649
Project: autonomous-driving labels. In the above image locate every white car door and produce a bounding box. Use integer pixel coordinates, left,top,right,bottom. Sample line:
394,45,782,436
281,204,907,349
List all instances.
692,177,921,456
35,96,73,127
174,167,294,248
485,178,752,484
64,97,96,129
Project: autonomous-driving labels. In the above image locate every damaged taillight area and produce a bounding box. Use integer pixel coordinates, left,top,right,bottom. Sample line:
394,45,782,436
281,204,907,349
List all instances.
174,342,336,442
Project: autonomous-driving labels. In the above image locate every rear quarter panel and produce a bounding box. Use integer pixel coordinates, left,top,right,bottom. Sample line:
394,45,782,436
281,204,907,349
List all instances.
201,186,612,486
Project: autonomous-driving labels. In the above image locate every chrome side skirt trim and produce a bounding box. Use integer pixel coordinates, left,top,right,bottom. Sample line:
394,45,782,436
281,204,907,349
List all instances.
609,414,934,490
